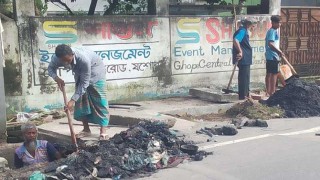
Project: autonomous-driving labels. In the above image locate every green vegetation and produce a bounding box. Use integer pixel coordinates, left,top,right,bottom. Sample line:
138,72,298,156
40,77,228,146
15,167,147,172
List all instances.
0,0,13,18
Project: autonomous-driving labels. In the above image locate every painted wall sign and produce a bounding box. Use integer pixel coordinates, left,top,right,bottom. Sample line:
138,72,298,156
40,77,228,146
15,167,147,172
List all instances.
32,16,270,86
33,17,170,85
171,16,271,75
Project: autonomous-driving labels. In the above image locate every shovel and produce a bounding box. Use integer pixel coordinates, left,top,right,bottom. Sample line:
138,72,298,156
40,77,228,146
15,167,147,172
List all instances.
61,86,78,150
222,60,238,94
282,56,299,77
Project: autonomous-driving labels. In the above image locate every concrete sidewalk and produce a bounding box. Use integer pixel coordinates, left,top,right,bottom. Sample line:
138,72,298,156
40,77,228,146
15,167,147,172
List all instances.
38,97,235,144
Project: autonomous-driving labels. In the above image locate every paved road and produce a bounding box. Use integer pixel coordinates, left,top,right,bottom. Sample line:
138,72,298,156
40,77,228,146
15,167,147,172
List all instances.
144,117,320,180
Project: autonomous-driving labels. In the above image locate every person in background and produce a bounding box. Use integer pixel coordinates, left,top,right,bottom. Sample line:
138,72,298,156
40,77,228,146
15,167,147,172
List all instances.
14,122,61,168
48,44,109,140
265,15,285,96
232,18,257,100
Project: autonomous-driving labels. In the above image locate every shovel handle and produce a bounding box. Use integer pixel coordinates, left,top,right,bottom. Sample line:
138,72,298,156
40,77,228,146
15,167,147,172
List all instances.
226,60,239,89
282,56,297,75
61,86,78,149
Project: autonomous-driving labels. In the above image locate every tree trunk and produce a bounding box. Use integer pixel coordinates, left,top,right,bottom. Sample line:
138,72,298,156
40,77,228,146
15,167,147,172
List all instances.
88,0,98,15
147,0,156,15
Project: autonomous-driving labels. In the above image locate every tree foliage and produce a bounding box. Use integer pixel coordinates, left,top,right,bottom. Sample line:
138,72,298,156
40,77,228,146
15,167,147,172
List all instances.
104,0,148,15
43,0,149,16
35,0,48,16
0,0,13,18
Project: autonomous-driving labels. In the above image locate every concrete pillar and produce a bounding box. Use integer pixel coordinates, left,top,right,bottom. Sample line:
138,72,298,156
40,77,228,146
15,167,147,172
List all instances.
156,0,169,15
0,18,6,143
269,0,281,15
14,0,35,102
14,0,35,23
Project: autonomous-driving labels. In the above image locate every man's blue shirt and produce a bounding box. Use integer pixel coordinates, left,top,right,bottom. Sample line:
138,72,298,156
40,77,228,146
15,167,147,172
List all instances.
265,28,280,60
234,28,246,42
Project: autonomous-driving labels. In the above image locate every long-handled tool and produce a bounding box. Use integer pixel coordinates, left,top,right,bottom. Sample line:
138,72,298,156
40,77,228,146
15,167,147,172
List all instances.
61,86,78,150
222,60,238,94
59,122,129,128
282,56,298,77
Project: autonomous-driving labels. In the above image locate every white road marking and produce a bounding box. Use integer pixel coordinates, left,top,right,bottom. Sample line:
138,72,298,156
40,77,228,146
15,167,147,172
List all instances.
199,126,320,151
278,126,320,136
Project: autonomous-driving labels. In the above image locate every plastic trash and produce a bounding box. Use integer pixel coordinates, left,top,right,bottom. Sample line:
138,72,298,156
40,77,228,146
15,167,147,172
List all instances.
0,157,8,172
29,171,46,180
16,112,39,123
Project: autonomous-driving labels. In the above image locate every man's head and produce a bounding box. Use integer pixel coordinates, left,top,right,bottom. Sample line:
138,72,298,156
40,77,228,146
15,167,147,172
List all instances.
271,15,281,29
241,18,257,29
21,122,38,143
55,44,74,65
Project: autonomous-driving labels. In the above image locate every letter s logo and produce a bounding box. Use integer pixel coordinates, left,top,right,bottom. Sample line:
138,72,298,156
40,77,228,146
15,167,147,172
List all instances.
43,21,77,44
176,18,201,44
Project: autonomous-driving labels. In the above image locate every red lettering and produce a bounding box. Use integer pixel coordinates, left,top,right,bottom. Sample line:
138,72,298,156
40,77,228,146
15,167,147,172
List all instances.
251,21,271,39
84,20,158,40
206,18,220,44
84,23,101,34
101,22,111,40
115,25,133,40
147,20,158,37
220,20,232,39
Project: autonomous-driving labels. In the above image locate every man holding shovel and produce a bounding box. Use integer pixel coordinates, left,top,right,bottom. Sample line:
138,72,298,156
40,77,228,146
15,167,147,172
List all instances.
48,44,109,140
265,15,285,96
232,18,256,100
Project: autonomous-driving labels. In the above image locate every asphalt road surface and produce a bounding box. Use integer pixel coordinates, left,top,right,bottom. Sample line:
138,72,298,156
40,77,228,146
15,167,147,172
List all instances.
144,117,320,180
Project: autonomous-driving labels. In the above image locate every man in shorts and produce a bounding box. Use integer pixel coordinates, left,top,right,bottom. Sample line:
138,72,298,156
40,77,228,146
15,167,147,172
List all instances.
265,15,285,96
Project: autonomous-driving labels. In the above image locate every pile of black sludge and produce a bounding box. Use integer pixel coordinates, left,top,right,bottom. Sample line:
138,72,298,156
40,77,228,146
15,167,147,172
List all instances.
45,121,211,179
266,77,320,118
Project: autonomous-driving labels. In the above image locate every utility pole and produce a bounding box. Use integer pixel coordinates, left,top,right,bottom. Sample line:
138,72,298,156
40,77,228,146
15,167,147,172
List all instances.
0,18,6,143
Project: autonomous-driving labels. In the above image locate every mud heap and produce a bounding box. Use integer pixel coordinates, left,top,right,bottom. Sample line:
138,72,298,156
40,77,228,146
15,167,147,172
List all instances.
226,98,284,120
266,77,320,118
43,121,211,179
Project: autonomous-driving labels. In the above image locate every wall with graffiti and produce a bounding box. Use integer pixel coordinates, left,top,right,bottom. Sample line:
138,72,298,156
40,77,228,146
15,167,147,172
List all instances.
171,16,270,75
34,17,169,86
11,15,271,111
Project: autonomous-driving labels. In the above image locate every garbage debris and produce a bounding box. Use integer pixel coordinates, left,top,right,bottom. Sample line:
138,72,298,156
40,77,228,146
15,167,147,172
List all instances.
29,171,46,180
196,125,238,136
265,77,320,118
6,110,67,143
180,144,198,155
0,157,8,173
16,112,40,123
172,112,232,122
232,118,268,129
38,121,212,179
226,98,285,120
7,109,66,125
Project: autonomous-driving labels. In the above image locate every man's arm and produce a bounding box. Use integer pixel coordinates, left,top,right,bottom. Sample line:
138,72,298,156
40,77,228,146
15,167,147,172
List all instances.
233,39,242,57
71,59,91,102
46,142,61,161
267,30,284,57
48,55,65,90
48,55,60,80
233,29,246,61
268,41,284,57
14,153,23,169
